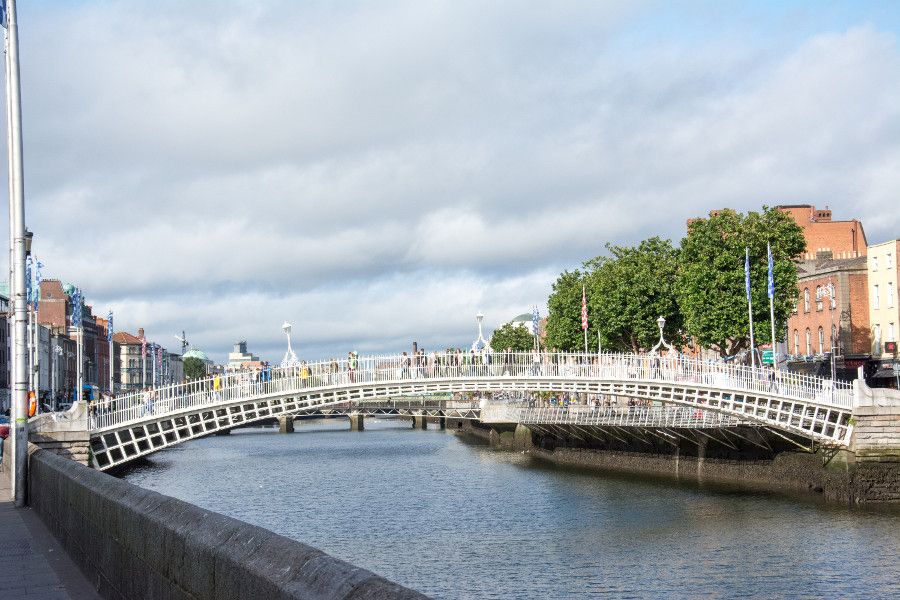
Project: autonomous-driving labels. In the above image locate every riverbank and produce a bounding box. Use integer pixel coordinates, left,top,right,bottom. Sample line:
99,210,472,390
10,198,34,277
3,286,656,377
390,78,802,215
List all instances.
456,421,900,505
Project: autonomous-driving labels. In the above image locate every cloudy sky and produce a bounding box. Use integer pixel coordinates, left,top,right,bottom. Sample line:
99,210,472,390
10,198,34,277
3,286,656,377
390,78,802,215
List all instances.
5,0,900,362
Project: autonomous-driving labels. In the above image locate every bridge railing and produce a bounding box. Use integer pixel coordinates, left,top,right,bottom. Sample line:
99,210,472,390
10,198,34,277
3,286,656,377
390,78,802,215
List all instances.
90,351,853,431
481,403,746,428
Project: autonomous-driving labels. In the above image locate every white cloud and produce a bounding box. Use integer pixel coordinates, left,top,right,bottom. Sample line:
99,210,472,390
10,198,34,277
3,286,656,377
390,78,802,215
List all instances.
3,3,898,361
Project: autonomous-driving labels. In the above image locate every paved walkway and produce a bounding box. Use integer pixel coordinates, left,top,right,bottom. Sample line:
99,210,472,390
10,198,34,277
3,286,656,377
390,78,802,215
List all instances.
1,456,101,600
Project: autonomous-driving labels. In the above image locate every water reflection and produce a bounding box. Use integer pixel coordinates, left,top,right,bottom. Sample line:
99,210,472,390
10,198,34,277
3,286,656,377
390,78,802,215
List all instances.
122,419,900,599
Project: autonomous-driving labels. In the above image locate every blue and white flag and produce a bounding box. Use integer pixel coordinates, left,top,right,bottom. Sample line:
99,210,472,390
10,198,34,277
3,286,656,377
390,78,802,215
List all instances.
767,242,775,300
107,311,114,343
25,255,32,307
1,1,7,29
33,259,43,310
532,305,540,335
744,247,752,303
72,289,83,328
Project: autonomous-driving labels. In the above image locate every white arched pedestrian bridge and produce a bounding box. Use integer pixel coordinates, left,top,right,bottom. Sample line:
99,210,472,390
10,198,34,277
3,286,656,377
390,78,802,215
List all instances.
87,352,856,470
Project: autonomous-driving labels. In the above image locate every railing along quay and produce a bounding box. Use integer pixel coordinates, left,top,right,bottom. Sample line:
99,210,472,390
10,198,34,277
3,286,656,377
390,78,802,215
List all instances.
89,351,854,432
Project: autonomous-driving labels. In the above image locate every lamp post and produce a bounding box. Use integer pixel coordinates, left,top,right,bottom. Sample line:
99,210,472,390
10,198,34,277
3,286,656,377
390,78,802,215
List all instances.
816,282,837,381
52,344,62,411
650,316,672,355
472,311,489,352
281,321,298,366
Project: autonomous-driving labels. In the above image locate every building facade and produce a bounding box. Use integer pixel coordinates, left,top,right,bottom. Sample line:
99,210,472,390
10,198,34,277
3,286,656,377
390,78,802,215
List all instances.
867,239,900,362
786,257,870,377
777,204,868,260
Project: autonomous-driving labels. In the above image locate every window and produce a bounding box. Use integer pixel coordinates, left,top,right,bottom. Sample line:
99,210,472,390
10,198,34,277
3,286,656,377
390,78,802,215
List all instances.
890,323,896,344
815,286,823,311
831,324,837,351
889,283,895,308
874,324,882,353
804,288,810,312
818,327,825,354
888,253,894,269
873,256,879,271
794,329,800,355
805,328,811,356
874,285,880,309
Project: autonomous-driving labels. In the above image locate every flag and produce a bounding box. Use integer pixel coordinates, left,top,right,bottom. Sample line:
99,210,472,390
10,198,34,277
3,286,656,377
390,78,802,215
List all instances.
25,255,32,307
34,259,43,310
1,1,7,29
744,248,752,303
71,289,82,327
532,305,540,336
581,285,588,331
767,242,775,300
107,311,113,343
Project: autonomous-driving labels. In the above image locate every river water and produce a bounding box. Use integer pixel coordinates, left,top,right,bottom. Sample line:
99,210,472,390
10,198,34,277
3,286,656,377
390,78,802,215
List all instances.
121,419,900,599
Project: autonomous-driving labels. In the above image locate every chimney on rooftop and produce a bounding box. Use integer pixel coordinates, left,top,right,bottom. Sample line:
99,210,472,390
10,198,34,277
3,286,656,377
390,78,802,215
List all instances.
138,327,145,338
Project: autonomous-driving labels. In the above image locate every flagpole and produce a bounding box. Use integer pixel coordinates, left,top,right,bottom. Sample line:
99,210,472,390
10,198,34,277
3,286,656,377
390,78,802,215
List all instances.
581,284,588,354
746,247,757,370
767,242,778,373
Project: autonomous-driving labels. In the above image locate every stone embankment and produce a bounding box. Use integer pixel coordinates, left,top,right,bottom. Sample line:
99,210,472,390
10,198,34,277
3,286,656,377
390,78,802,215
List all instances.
27,446,429,600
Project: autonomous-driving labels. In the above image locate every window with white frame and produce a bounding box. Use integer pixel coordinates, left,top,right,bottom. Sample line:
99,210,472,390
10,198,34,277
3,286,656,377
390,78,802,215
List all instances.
874,324,882,352
888,253,894,269
889,322,895,344
873,256,879,271
874,284,880,309
805,328,811,356
818,327,825,354
804,288,810,312
889,283,895,308
794,329,799,355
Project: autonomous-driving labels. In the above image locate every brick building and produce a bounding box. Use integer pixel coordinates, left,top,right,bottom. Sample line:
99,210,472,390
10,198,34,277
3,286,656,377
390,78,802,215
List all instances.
777,204,868,260
37,279,70,333
786,256,870,374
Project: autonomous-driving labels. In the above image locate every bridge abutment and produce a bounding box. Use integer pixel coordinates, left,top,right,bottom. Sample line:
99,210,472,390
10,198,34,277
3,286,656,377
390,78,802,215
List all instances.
278,415,295,433
28,402,91,466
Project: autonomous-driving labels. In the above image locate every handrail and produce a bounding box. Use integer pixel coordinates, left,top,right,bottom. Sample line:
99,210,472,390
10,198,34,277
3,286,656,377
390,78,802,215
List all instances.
88,351,854,431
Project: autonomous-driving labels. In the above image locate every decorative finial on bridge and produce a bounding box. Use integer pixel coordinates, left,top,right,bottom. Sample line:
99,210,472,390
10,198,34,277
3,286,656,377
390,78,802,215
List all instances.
282,321,299,366
650,315,673,355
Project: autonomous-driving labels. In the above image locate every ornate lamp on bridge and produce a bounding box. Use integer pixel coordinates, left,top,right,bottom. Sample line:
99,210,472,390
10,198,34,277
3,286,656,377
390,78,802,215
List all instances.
472,312,489,352
281,321,299,367
650,316,673,355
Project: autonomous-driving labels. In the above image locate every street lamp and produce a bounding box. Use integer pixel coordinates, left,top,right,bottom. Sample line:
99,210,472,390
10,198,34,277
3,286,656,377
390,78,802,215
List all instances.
473,311,489,351
24,228,32,256
281,321,298,366
816,283,837,381
650,315,673,355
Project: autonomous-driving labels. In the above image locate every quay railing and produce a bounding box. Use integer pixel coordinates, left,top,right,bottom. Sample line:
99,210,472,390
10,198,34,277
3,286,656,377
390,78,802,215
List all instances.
89,351,854,432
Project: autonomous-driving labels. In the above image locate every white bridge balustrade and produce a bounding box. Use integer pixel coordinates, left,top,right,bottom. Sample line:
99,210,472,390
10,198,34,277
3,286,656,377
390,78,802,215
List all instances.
481,404,747,429
86,352,856,470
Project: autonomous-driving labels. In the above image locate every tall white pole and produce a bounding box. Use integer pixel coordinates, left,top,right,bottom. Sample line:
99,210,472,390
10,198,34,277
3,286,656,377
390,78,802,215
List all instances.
7,0,29,507
768,295,777,372
746,248,757,371
76,327,83,404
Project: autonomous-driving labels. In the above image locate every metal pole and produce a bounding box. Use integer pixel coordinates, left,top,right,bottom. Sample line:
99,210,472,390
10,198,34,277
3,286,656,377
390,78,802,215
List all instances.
76,327,83,404
768,293,777,373
109,337,114,393
746,248,757,371
5,22,13,495
7,0,29,507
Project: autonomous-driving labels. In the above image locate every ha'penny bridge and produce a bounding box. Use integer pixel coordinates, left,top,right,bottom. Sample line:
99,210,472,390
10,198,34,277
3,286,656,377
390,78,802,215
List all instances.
43,351,866,471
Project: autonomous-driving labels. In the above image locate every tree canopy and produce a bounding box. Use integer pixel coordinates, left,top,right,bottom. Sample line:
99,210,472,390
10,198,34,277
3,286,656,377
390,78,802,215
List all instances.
585,237,683,353
544,269,585,351
490,321,535,352
675,206,805,356
183,356,206,380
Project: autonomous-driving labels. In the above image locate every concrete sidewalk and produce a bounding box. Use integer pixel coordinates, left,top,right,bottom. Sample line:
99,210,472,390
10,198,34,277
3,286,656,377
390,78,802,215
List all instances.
1,454,101,600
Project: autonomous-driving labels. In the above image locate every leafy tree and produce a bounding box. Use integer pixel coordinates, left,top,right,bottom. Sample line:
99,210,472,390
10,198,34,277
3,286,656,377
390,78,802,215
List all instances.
545,269,585,351
183,356,206,380
489,321,535,352
675,206,805,357
585,237,683,353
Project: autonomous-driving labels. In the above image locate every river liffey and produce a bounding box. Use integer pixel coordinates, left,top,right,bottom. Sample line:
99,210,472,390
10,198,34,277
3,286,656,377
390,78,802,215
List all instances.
121,419,900,599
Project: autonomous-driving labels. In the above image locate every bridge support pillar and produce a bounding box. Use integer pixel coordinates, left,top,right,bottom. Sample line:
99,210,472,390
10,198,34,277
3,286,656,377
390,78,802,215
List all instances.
696,438,707,481
348,413,365,431
412,412,427,429
278,415,295,434
513,424,533,450
438,411,446,430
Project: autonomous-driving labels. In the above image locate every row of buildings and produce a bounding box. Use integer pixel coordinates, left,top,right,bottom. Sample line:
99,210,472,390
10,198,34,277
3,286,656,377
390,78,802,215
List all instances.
0,279,184,406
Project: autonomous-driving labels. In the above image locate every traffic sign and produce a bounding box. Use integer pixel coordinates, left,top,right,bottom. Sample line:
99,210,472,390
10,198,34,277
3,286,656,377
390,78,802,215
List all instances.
761,350,774,365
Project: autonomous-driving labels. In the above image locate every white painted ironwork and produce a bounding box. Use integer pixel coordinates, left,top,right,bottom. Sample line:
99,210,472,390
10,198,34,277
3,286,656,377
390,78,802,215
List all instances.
482,404,745,428
87,352,856,470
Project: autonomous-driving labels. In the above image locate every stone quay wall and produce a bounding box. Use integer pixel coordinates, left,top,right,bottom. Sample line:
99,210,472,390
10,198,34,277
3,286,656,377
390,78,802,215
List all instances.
27,447,429,600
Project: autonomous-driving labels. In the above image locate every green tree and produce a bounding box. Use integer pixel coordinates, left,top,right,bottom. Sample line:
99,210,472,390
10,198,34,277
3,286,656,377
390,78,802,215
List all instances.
676,206,805,357
183,356,206,380
490,321,535,352
585,237,683,353
545,269,585,351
